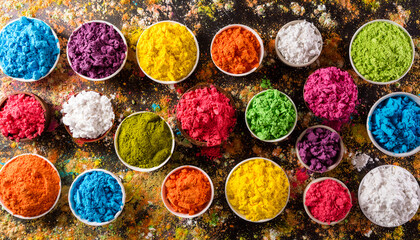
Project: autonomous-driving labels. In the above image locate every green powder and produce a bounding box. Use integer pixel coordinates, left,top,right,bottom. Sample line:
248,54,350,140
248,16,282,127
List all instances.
117,112,173,168
351,21,412,82
246,89,296,140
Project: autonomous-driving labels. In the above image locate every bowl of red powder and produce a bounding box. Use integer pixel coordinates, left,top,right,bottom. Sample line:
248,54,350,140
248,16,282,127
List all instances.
161,165,214,218
303,177,352,225
0,153,61,219
0,92,51,142
176,83,237,147
211,24,264,76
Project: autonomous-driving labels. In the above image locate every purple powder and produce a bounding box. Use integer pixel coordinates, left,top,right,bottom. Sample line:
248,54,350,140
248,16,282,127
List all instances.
297,127,341,173
68,22,127,79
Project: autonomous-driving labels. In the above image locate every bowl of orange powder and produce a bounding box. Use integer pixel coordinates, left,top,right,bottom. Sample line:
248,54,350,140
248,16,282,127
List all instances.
0,153,61,219
161,165,214,218
211,24,264,77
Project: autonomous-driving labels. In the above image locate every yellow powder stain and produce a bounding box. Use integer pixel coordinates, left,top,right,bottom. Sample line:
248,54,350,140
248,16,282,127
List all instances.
350,124,369,145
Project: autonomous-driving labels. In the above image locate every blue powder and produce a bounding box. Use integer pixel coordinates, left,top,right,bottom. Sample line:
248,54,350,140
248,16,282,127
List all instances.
0,17,59,80
70,171,124,223
369,95,420,153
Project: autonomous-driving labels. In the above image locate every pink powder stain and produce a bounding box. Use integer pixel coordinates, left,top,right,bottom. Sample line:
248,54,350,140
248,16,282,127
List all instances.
296,168,309,184
197,146,222,160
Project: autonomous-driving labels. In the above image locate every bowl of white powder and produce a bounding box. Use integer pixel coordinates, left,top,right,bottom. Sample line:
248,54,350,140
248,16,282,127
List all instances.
275,20,323,67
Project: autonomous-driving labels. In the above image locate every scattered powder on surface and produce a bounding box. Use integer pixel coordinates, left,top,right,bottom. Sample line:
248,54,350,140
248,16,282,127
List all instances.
350,152,378,172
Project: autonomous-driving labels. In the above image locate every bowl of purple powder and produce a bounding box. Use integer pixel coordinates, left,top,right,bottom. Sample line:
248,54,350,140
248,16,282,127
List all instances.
67,20,128,81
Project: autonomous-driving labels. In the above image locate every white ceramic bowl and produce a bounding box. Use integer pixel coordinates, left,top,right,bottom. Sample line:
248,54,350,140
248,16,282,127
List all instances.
210,24,264,77
275,20,323,67
225,157,290,223
0,17,60,82
349,19,415,85
161,165,214,218
68,169,126,226
67,20,128,81
296,125,344,173
114,111,175,172
136,20,199,85
0,153,61,219
367,92,420,157
245,89,297,143
303,177,352,225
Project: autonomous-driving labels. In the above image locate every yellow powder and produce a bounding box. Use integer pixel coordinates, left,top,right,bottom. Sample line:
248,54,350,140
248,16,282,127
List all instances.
226,158,289,221
136,22,197,81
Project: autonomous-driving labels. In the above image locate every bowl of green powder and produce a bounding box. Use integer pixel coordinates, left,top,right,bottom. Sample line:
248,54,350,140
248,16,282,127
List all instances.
349,19,414,84
114,111,175,172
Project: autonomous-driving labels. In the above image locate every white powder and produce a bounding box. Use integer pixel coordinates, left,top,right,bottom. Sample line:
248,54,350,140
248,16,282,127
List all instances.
277,20,322,64
62,91,114,139
351,152,378,171
359,165,420,227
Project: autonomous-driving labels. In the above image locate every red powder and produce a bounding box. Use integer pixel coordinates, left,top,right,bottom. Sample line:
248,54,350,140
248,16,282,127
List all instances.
305,179,352,224
296,168,309,184
0,94,46,141
176,86,236,147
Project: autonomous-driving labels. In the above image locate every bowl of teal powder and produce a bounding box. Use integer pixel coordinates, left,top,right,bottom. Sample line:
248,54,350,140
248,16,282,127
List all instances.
349,19,414,85
114,111,175,172
69,169,125,226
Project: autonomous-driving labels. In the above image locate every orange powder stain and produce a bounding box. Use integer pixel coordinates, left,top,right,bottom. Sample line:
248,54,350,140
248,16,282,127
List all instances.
47,149,60,164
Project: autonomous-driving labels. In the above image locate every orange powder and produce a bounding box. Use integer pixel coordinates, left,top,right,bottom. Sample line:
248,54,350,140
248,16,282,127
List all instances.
0,154,60,217
211,26,261,74
164,168,211,215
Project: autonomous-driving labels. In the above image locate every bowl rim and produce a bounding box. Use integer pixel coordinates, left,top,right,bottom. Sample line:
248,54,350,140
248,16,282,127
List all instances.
225,157,290,223
68,168,126,226
161,165,214,218
114,111,175,172
0,153,62,219
135,20,200,85
66,20,128,81
349,19,415,85
210,24,264,77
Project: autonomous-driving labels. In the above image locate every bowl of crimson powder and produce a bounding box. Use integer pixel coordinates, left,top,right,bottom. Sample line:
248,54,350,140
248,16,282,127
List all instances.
0,154,61,219
0,92,51,142
67,20,128,81
303,177,352,225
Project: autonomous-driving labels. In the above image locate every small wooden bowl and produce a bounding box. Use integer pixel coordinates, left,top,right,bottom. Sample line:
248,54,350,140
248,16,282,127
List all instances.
0,92,51,142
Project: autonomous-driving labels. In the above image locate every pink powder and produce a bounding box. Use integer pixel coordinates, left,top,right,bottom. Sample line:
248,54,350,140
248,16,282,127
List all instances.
0,94,45,141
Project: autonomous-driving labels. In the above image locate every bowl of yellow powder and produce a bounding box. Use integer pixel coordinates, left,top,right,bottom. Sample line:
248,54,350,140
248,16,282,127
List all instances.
114,111,175,172
136,21,199,84
225,157,290,222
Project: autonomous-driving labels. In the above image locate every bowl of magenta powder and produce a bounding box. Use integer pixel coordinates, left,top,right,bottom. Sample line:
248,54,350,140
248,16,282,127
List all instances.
367,92,420,157
0,92,51,142
303,177,352,225
69,169,125,226
67,20,128,81
296,125,344,173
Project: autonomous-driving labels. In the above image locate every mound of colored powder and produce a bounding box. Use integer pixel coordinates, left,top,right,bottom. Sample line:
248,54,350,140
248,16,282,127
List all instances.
246,89,296,140
70,171,124,223
351,21,412,82
0,154,60,217
68,22,127,79
176,85,236,147
137,22,197,81
369,95,420,153
0,93,46,141
212,26,261,74
304,67,358,121
297,127,341,173
226,159,289,221
0,17,59,80
305,179,352,224
164,167,212,215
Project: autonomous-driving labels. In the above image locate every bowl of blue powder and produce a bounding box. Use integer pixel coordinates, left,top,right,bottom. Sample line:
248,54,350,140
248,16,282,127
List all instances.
69,169,125,226
0,17,60,82
367,92,420,157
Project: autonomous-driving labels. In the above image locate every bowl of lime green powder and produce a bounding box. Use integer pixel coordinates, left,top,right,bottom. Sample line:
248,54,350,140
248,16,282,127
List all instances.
114,111,175,172
350,20,414,84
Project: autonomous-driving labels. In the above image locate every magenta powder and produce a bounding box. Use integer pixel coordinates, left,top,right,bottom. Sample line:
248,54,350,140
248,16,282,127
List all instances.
68,22,127,79
304,67,358,121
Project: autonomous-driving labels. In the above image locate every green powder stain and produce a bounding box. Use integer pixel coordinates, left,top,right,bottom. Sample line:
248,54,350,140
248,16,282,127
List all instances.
260,76,272,89
175,228,189,240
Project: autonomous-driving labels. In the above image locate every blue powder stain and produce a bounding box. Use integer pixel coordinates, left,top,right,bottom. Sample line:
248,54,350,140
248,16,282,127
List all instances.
369,95,420,153
152,103,161,111
70,171,123,223
0,17,60,80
